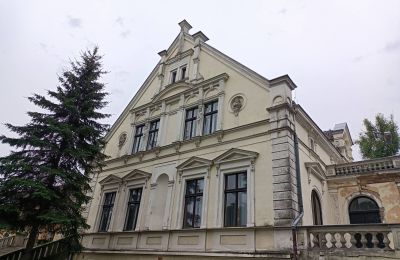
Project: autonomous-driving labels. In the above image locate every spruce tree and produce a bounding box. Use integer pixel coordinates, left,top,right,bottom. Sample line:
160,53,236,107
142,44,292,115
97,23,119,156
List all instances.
0,47,109,258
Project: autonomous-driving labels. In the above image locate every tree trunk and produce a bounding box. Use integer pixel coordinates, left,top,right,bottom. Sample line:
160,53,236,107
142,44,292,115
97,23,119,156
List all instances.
21,225,39,260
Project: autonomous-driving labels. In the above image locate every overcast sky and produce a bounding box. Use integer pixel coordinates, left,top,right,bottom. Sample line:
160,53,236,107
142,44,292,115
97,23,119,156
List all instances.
1,0,399,160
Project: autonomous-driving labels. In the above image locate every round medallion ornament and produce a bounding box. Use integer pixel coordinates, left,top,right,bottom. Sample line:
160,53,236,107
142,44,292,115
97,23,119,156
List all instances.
118,132,127,148
229,94,246,116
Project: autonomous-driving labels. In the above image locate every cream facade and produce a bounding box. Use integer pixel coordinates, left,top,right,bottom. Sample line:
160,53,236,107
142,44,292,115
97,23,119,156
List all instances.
76,21,400,260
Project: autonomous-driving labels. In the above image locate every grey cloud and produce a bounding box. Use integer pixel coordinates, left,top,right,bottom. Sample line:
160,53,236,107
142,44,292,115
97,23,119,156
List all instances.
67,16,82,28
278,8,287,14
353,55,364,62
115,17,124,26
39,42,48,52
115,70,130,82
120,30,131,38
383,41,400,52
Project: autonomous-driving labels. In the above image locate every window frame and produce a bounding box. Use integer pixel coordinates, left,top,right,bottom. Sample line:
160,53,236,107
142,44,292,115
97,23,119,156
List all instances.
203,100,218,135
223,172,247,227
132,124,145,154
184,106,198,140
170,69,178,83
348,196,381,224
182,178,204,229
147,119,160,150
98,191,117,232
124,187,143,231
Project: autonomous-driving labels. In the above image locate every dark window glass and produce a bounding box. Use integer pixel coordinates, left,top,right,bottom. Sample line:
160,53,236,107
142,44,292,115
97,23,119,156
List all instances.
181,67,187,80
171,71,177,83
132,125,144,154
224,172,247,227
147,120,160,150
203,100,218,135
311,190,323,225
184,107,198,140
349,196,381,224
183,178,204,228
124,188,142,231
98,192,116,232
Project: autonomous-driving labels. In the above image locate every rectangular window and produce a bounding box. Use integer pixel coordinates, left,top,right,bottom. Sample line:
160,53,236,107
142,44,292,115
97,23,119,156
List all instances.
147,119,160,150
203,100,218,135
224,172,247,227
124,188,142,231
183,178,204,228
132,124,144,154
184,107,198,140
181,66,187,80
171,70,177,83
98,192,116,232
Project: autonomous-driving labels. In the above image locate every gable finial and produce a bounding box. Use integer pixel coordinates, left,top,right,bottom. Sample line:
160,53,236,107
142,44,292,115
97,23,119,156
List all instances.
178,19,192,34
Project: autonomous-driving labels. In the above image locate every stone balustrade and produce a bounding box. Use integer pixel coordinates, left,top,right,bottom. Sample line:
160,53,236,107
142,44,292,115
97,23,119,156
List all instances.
298,224,400,259
326,156,400,176
0,236,15,249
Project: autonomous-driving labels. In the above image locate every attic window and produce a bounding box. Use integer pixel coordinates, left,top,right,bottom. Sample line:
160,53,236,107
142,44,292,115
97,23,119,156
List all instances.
171,70,177,83
181,66,187,80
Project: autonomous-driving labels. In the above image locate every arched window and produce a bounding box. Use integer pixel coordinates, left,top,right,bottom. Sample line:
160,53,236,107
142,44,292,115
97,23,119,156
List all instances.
349,196,381,224
311,190,323,225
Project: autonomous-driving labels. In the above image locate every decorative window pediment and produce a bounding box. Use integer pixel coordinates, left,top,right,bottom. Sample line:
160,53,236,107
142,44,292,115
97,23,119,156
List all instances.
99,174,122,186
122,169,152,182
152,82,192,103
305,162,326,184
177,156,212,172
213,148,259,166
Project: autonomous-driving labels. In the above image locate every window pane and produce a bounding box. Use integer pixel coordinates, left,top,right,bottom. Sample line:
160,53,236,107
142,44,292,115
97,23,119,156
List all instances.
130,189,142,202
226,174,236,190
184,197,195,228
203,116,210,135
225,192,237,227
211,114,217,133
205,103,212,113
104,192,116,205
212,101,218,111
238,191,247,226
238,173,247,189
186,180,196,195
125,204,140,230
196,179,204,194
194,196,202,228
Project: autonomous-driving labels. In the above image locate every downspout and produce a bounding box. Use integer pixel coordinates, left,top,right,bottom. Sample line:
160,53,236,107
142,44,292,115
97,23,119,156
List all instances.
292,125,304,260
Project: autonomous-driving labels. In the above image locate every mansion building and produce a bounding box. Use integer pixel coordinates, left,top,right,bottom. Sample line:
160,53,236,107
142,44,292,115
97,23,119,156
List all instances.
76,21,400,260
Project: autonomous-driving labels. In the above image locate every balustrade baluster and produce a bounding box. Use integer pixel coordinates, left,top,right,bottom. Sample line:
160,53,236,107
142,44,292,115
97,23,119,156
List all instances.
382,232,389,249
320,233,327,249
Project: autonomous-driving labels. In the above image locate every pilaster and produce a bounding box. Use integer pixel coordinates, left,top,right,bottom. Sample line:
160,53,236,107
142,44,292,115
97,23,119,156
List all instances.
268,102,299,226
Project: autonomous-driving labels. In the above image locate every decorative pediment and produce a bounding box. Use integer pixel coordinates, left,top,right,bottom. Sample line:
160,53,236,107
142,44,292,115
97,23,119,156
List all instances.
305,162,326,184
176,156,212,172
99,174,122,185
152,82,193,103
213,148,259,165
122,169,152,182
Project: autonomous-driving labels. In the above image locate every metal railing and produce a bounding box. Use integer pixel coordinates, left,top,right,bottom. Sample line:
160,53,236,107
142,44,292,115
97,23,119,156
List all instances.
0,237,15,249
0,237,72,260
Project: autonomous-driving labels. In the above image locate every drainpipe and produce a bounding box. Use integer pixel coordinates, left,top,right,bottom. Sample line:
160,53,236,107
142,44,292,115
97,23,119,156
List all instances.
292,131,304,260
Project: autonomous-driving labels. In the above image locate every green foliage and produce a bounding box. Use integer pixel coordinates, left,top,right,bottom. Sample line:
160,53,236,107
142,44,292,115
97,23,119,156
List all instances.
0,47,109,241
356,114,400,159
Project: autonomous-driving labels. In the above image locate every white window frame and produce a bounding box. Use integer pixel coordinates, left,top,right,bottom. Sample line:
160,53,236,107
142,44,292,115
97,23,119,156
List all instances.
95,175,122,233
119,170,150,232
214,149,258,228
176,157,212,229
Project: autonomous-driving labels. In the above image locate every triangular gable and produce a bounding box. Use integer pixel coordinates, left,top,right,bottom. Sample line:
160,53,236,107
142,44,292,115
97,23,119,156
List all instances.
122,169,151,181
213,148,258,165
177,156,212,171
99,174,122,185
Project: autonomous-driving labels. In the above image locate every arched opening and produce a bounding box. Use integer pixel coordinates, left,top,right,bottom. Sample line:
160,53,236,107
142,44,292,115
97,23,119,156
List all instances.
349,196,381,224
311,190,323,225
